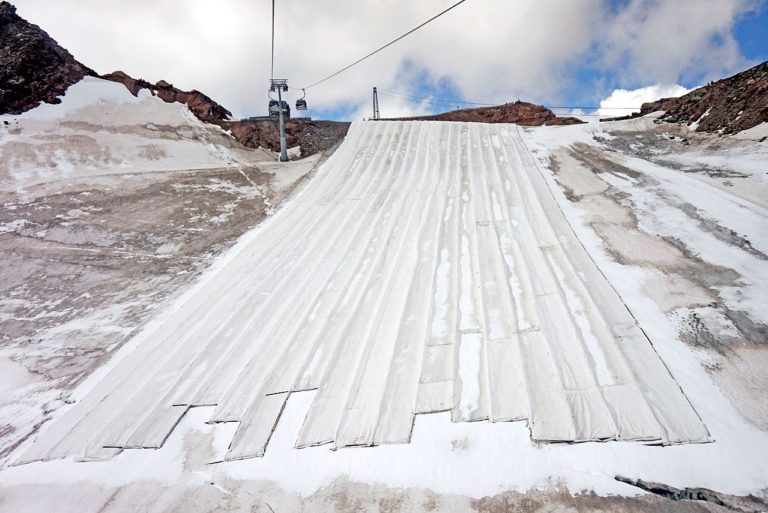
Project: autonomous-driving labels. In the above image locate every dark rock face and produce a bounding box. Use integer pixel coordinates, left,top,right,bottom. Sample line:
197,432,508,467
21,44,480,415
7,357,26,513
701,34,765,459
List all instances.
638,60,768,134
0,1,95,114
228,119,350,155
386,101,584,126
615,476,768,513
101,71,232,124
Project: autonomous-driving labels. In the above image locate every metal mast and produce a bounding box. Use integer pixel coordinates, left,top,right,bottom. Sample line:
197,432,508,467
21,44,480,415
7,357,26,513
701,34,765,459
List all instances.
372,87,380,120
270,79,289,162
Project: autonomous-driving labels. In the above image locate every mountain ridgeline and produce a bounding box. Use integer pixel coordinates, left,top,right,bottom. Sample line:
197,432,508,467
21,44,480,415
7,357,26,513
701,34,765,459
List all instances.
1,0,766,151
637,61,768,134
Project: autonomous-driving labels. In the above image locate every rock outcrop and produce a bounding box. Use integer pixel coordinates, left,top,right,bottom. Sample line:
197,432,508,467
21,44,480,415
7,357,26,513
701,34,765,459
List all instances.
615,476,768,513
1,0,577,157
0,1,347,157
228,119,350,156
387,101,584,126
0,1,95,114
101,70,349,155
101,71,232,124
636,60,768,134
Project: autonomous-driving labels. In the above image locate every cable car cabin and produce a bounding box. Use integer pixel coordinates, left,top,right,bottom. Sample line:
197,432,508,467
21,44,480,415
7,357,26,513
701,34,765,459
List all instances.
296,88,308,111
268,100,291,119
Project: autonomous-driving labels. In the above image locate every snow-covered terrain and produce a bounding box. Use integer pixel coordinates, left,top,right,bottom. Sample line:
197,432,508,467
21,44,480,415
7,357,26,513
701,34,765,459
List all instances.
0,77,319,476
1,97,767,511
11,120,712,469
0,77,278,196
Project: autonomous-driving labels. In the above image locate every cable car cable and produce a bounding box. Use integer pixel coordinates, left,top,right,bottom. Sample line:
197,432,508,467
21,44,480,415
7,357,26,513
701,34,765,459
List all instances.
302,0,470,90
377,90,493,107
378,89,643,112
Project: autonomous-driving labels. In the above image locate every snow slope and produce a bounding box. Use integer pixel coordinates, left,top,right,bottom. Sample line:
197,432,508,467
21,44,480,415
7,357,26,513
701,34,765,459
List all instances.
0,77,272,197
15,120,709,466
3,119,767,506
0,76,317,475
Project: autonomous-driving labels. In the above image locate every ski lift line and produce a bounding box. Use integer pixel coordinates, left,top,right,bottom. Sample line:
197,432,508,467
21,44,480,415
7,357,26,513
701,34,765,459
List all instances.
378,89,642,111
378,93,492,109
546,106,642,110
377,90,493,107
379,92,475,104
302,0,471,90
378,96,618,116
378,89,491,105
379,90,635,118
380,91,603,113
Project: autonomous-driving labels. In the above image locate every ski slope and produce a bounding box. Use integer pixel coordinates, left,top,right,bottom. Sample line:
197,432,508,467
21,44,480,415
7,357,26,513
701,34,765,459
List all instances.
19,120,710,464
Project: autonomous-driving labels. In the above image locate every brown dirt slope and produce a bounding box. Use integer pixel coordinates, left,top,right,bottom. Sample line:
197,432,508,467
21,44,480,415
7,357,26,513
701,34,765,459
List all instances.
638,60,768,134
386,100,584,126
0,1,96,114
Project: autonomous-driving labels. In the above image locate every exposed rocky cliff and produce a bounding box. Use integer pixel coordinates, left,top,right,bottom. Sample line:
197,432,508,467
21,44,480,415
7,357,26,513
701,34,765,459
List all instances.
0,1,232,125
0,1,95,114
101,70,349,155
637,60,768,134
388,100,584,126
227,119,350,156
101,71,232,125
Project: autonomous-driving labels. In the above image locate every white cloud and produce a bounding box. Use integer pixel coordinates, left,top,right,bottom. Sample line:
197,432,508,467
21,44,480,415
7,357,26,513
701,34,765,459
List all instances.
10,0,758,119
7,0,601,117
344,91,436,121
598,84,692,117
599,0,757,84
558,108,603,124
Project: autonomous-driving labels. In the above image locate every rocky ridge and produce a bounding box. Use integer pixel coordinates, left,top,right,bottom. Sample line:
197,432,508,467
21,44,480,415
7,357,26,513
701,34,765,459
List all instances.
387,100,584,126
635,60,768,134
227,118,350,155
100,70,350,156
100,71,232,125
0,1,95,114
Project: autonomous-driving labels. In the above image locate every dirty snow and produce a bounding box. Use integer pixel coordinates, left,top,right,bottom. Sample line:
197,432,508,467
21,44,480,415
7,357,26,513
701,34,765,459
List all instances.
1,111,767,510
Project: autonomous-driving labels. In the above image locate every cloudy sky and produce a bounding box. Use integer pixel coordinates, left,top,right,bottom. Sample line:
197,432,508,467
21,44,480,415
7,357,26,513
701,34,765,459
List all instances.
12,0,768,120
